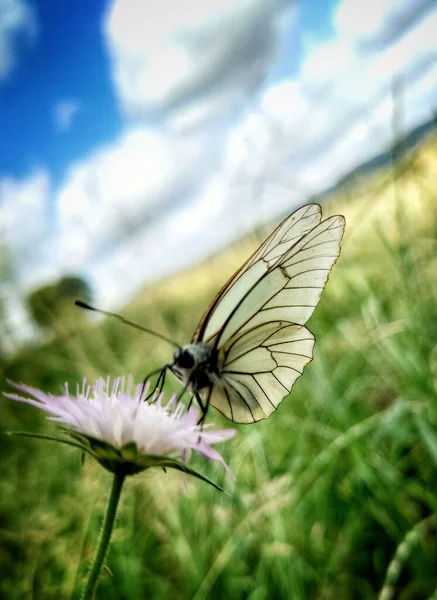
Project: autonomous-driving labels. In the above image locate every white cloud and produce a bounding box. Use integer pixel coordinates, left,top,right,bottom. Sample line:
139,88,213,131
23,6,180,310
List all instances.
0,169,50,256
234,3,437,196
2,0,437,333
57,127,210,251
0,0,36,79
103,0,297,129
54,99,82,132
335,0,436,47
0,122,226,315
0,169,50,346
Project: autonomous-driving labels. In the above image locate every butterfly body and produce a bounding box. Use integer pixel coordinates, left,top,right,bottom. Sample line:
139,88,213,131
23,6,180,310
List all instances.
169,204,345,424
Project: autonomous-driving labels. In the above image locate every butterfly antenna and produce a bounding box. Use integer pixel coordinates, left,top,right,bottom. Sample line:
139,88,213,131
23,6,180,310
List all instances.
75,300,181,349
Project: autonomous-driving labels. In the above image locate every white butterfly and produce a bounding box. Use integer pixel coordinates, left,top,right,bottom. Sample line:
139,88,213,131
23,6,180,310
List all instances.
170,203,345,424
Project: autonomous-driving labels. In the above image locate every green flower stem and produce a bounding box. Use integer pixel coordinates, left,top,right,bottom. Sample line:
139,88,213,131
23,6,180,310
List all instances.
81,469,126,600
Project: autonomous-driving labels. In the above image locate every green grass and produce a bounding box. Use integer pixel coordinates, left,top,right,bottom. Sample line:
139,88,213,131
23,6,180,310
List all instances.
1,136,437,599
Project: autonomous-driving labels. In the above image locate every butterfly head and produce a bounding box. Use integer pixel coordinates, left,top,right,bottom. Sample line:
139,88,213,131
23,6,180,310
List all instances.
173,346,194,369
171,343,214,391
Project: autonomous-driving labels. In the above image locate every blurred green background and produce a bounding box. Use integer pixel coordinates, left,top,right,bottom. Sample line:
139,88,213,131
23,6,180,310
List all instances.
2,136,437,599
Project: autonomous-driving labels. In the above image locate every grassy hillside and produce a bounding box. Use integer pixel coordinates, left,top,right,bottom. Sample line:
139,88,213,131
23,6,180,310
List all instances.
1,135,437,599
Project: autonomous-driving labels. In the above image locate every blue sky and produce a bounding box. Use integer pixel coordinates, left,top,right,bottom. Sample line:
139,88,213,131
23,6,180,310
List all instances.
0,0,340,185
0,0,121,182
0,0,436,344
0,0,354,187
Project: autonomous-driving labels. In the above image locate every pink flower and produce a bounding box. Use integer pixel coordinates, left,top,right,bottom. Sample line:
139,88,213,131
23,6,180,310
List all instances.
5,376,236,483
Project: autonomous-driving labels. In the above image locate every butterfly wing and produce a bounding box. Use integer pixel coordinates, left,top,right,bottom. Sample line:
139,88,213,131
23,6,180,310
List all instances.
196,205,345,423
192,203,322,343
204,211,345,347
209,322,315,423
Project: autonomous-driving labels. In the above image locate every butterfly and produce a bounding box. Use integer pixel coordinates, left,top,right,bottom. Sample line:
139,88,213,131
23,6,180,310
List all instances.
76,204,344,423
169,203,345,424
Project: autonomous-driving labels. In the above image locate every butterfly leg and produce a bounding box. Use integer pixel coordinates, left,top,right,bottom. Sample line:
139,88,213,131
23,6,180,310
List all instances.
142,365,169,402
194,391,205,418
149,366,169,403
194,392,206,442
156,366,167,395
196,386,213,427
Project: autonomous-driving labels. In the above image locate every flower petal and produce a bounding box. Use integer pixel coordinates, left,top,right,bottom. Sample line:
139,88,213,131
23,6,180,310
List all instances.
5,377,236,477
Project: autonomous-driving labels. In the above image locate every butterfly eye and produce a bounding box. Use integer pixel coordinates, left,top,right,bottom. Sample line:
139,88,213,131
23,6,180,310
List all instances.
176,349,195,370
